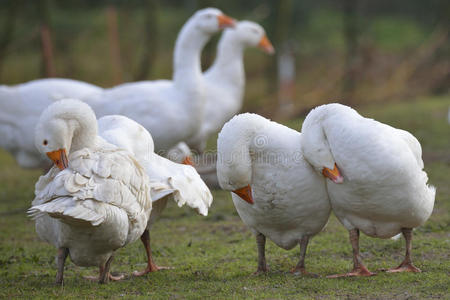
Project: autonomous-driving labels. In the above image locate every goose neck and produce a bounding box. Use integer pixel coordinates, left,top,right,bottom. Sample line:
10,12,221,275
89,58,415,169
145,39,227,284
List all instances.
208,35,245,82
69,118,98,153
173,20,209,85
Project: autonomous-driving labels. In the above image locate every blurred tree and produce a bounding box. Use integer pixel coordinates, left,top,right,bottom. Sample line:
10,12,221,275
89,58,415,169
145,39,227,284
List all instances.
0,0,446,103
134,0,159,80
265,0,294,117
276,42,296,118
38,0,56,77
106,4,123,84
0,0,18,75
342,0,360,104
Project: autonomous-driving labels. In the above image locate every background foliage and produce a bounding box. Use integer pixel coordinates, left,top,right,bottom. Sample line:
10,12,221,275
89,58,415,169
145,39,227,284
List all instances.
0,0,448,118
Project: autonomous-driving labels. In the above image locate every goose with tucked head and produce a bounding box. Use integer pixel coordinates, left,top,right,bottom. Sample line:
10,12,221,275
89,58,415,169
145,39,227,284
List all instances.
301,103,435,277
217,113,330,275
29,99,152,284
184,20,274,153
98,115,212,276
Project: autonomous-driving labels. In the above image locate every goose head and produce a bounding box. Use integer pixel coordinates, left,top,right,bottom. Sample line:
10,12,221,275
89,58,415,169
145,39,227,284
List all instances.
231,21,274,54
192,8,235,34
301,105,344,184
167,142,195,166
216,114,268,205
35,99,97,170
217,153,253,205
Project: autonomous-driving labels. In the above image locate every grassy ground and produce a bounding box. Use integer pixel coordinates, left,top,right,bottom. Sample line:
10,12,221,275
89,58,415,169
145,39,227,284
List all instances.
0,96,449,299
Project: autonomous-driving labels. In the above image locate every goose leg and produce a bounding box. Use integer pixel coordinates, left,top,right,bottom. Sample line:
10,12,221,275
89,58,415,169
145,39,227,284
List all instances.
387,228,421,273
98,254,124,283
328,229,376,278
85,254,124,283
98,255,112,284
133,229,172,276
253,232,268,275
55,247,69,285
291,235,317,276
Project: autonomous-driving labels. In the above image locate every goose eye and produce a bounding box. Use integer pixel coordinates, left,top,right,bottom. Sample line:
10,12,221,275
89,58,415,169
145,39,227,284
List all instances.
43,140,48,146
251,28,259,34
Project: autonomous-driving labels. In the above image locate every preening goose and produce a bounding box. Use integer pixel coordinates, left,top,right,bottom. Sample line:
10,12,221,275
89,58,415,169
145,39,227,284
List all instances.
217,113,330,275
98,115,212,276
301,103,435,277
0,8,234,168
184,20,274,153
28,99,152,284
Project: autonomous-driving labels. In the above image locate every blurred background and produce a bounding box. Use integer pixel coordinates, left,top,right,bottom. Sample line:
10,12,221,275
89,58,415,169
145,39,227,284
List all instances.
0,0,448,120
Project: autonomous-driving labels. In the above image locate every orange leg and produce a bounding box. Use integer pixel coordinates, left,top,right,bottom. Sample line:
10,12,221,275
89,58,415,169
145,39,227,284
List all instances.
327,229,376,278
133,230,172,276
387,228,421,273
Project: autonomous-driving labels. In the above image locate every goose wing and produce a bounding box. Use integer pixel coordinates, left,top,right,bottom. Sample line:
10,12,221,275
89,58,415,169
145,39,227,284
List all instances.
29,147,152,227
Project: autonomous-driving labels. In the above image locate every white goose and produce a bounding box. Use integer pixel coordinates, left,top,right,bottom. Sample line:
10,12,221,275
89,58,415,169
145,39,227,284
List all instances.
28,99,152,284
217,113,330,274
0,79,102,168
87,8,235,153
301,103,435,277
0,8,234,168
98,115,212,275
176,21,274,154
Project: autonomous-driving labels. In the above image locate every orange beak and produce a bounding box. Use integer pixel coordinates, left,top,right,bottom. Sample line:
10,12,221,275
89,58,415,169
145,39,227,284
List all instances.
217,14,236,29
232,184,254,204
46,148,69,170
182,156,194,166
258,35,275,54
322,163,344,184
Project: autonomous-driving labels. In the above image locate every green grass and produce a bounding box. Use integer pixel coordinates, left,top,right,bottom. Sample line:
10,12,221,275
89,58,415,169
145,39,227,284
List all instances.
0,96,449,299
